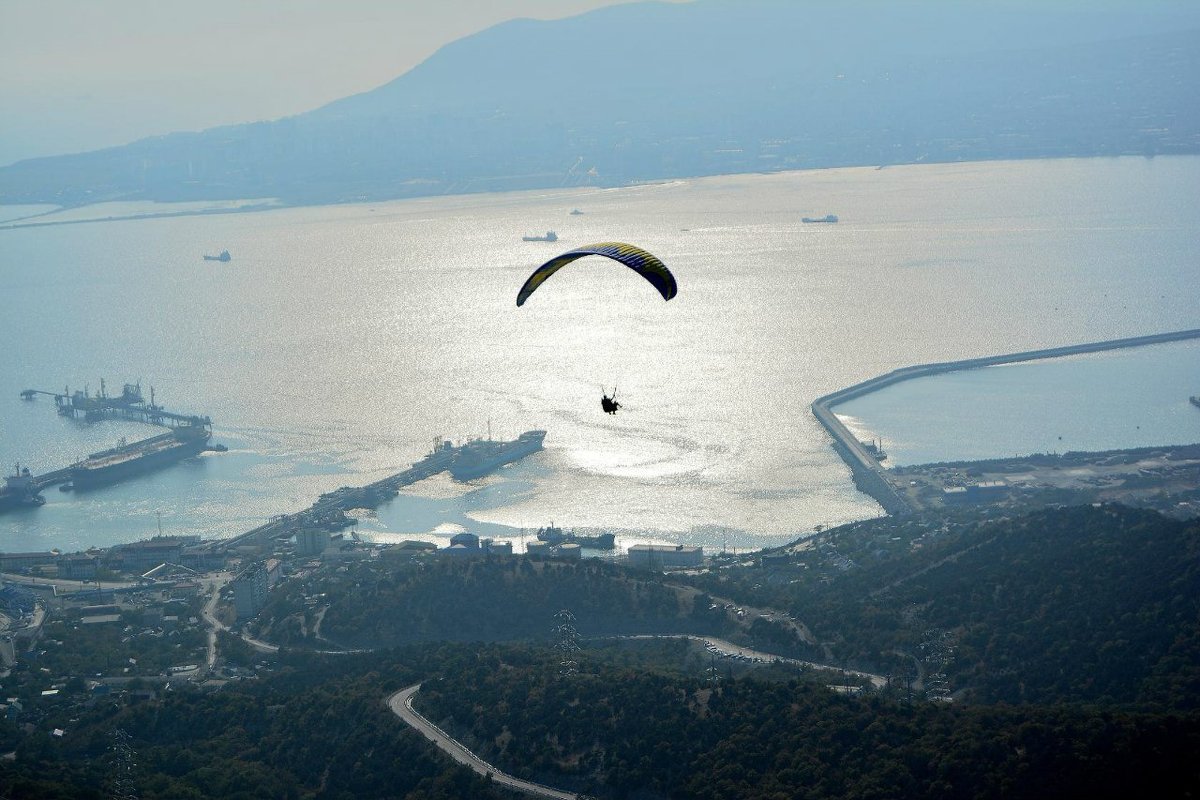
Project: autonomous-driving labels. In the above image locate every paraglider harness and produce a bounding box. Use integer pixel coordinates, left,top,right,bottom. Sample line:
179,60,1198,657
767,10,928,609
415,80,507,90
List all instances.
601,387,621,415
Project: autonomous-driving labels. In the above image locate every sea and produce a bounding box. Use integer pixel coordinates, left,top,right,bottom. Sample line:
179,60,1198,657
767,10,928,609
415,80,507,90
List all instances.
0,156,1197,555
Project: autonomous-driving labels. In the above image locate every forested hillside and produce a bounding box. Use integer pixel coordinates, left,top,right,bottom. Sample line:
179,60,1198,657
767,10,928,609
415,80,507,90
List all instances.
5,503,1199,797
7,643,1197,800
419,656,1200,799
687,505,1200,708
0,647,504,800
274,558,736,648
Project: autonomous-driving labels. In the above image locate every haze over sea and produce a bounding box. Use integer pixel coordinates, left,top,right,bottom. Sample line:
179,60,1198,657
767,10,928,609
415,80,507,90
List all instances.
1,156,1197,554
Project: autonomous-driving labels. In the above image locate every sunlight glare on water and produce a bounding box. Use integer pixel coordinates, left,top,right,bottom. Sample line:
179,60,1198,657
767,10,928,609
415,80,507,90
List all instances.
0,157,1197,552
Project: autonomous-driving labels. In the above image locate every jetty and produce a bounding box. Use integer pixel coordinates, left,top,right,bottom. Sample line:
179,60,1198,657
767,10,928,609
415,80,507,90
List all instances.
211,434,541,554
211,453,450,553
11,380,219,499
812,328,1200,515
21,380,210,429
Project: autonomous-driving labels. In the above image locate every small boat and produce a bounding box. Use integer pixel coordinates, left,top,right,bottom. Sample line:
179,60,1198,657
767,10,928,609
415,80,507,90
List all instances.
569,209,584,215
522,231,558,242
203,250,232,262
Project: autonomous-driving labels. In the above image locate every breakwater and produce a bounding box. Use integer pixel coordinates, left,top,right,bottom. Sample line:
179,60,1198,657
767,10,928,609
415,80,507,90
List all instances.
812,328,1200,515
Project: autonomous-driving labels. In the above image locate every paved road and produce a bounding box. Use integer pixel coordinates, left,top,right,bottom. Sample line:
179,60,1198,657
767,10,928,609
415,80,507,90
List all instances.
199,573,231,671
198,572,279,675
0,572,139,592
387,684,578,800
615,634,888,688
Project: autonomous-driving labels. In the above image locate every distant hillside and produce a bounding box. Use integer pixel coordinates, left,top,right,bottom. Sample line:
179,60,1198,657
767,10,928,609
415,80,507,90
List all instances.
3,0,1199,207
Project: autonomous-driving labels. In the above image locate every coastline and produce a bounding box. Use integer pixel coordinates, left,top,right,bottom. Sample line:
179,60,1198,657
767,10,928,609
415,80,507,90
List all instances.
0,200,284,231
812,328,1200,515
3,153,1194,232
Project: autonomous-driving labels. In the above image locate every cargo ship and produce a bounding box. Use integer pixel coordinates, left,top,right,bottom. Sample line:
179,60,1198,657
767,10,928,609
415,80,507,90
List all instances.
536,523,615,550
68,425,212,490
448,430,546,481
0,464,45,512
802,214,838,223
522,231,558,242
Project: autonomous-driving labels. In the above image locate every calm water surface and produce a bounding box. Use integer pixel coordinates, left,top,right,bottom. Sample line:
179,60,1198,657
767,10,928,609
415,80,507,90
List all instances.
1,156,1197,553
837,340,1200,465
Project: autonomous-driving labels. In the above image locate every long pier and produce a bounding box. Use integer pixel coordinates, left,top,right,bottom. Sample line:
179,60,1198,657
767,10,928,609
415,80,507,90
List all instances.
10,380,217,500
812,328,1200,515
20,381,210,428
212,449,457,553
211,435,542,553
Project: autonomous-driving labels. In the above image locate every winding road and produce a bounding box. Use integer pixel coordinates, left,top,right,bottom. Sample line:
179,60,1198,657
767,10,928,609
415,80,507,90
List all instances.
383,638,887,798
387,684,578,800
616,634,887,688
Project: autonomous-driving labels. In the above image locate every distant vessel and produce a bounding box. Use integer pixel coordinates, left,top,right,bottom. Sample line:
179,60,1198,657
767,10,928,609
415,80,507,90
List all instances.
69,425,212,490
448,430,546,481
522,231,558,242
802,214,838,224
861,439,887,461
1191,395,1200,409
569,209,584,215
536,523,615,550
203,250,231,262
0,464,45,512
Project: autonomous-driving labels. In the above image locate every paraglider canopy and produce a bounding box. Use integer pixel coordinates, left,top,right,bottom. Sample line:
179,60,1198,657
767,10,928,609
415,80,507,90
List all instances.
516,242,677,307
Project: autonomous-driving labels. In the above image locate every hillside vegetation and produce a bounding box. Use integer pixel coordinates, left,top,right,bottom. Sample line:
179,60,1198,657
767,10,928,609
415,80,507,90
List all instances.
262,558,736,649
687,505,1200,708
419,657,1200,800
5,504,1199,797
0,648,506,800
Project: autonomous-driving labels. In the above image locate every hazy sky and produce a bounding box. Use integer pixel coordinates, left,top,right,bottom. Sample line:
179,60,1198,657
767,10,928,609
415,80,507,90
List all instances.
0,0,666,167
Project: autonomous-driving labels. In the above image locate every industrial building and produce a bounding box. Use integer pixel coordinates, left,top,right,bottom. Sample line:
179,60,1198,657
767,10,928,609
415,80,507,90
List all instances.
628,544,704,569
440,533,515,557
295,529,331,557
942,480,1010,504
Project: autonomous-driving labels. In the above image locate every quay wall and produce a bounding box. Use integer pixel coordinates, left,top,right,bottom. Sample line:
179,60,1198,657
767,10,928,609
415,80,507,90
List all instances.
811,328,1200,516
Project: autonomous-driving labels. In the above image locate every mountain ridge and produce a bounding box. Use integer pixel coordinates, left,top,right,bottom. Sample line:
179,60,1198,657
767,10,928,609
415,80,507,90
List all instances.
3,1,1199,207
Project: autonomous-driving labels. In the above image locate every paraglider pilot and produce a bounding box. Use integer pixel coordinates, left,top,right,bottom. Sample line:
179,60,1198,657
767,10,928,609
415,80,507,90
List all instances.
601,389,621,415
515,242,676,418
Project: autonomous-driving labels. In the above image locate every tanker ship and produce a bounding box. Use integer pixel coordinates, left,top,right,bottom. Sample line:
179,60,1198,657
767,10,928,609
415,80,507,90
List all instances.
536,523,615,550
69,425,211,490
448,430,546,481
0,464,45,512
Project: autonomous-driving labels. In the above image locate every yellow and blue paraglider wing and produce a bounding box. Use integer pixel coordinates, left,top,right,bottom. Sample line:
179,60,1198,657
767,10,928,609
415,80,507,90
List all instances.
515,242,677,306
